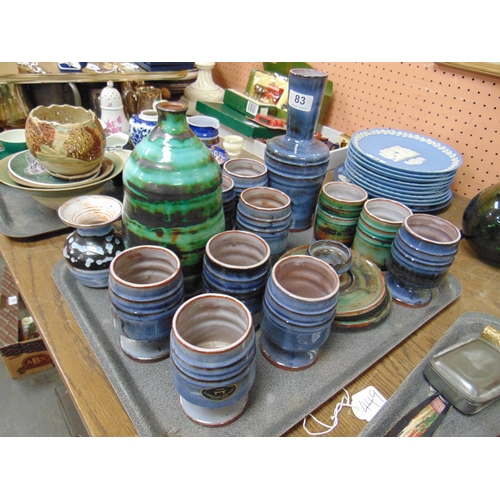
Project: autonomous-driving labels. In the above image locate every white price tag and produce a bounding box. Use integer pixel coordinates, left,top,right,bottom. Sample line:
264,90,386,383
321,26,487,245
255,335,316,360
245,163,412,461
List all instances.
7,295,18,306
351,386,387,422
288,89,314,112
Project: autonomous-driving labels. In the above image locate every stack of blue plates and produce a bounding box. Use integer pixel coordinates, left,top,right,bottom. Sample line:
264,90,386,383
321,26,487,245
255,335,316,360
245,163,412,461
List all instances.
339,128,462,212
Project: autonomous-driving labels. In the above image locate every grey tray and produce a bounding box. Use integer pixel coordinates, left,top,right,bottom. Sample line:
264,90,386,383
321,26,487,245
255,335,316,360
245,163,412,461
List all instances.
360,311,500,437
52,230,462,437
0,182,123,239
0,181,67,238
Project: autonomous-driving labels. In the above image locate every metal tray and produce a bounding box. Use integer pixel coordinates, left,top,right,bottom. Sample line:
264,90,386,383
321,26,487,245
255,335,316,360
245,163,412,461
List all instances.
0,181,123,239
52,229,462,437
360,311,500,437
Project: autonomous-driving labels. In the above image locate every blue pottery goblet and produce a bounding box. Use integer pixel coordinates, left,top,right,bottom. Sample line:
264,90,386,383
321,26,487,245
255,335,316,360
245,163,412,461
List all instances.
202,230,271,327
260,255,340,370
170,293,256,427
108,245,185,361
385,214,461,307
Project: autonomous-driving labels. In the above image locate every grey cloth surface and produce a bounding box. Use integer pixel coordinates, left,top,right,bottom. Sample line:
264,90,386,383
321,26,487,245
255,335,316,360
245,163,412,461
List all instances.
52,227,461,437
360,311,500,437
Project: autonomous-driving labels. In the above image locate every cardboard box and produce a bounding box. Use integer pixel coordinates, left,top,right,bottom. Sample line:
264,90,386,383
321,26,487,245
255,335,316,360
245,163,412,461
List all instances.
195,101,285,140
0,268,54,379
224,89,280,119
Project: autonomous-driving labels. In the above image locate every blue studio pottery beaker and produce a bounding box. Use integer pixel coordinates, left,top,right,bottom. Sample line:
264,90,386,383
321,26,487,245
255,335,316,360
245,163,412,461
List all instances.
170,293,256,427
108,245,185,361
264,68,330,231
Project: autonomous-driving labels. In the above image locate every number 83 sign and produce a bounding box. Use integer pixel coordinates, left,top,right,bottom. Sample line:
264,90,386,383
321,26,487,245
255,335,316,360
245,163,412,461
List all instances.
288,89,314,112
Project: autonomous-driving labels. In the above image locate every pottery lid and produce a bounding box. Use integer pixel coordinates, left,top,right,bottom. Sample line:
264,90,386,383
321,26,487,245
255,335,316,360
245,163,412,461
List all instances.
100,81,123,109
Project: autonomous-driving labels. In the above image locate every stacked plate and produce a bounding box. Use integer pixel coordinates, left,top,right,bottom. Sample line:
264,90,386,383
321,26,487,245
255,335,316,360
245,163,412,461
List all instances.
0,150,124,210
341,128,462,212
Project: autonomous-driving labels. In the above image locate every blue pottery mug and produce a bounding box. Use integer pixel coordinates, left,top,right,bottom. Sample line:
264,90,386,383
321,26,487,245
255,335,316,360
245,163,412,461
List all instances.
170,293,256,427
202,230,271,327
236,186,291,259
222,158,268,202
260,254,340,370
108,245,185,362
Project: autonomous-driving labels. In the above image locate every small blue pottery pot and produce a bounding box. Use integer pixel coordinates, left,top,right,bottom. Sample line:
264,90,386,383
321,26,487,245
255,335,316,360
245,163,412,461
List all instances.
236,186,291,258
386,213,461,307
170,293,256,427
128,109,158,146
202,230,271,327
58,195,124,289
260,254,340,370
265,68,330,231
108,245,185,361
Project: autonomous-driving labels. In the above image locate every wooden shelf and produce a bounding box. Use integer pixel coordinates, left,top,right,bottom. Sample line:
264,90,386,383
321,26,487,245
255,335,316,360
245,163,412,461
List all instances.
0,62,198,85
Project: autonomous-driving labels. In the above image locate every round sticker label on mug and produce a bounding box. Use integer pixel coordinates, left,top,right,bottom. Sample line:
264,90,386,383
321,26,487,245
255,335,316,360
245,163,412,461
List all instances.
289,90,314,112
201,385,237,401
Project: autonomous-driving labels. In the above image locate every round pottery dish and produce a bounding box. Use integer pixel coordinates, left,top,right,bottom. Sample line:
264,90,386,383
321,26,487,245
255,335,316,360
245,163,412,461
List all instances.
25,104,106,179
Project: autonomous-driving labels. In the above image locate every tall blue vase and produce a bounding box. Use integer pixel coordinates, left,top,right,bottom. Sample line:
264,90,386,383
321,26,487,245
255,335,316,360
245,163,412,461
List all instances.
264,69,330,231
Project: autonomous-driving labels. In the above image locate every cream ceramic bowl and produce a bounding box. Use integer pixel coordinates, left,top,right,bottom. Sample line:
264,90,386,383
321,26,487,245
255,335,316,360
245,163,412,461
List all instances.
0,152,124,210
25,104,106,179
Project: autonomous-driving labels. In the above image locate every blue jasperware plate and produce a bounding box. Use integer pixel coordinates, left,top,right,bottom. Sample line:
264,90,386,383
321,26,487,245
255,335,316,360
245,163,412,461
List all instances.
347,146,457,183
351,129,462,174
344,164,453,203
344,155,453,192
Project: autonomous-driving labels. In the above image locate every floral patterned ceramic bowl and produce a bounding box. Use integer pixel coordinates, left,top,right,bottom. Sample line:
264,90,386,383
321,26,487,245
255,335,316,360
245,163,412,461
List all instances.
25,104,106,179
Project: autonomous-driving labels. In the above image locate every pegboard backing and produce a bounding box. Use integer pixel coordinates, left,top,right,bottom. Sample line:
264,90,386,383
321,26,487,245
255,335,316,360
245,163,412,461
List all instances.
213,62,500,200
